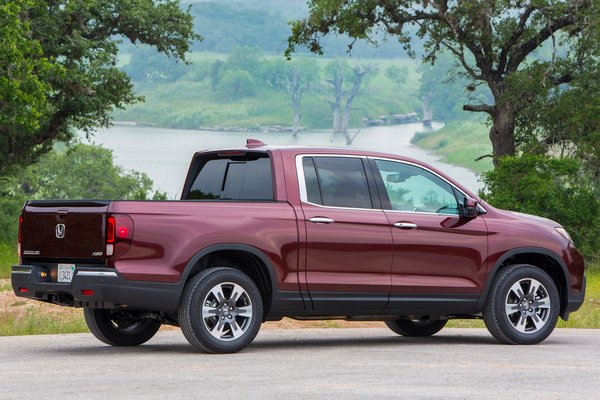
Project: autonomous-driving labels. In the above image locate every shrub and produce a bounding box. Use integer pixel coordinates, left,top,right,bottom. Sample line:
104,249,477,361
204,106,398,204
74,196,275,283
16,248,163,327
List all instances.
480,155,600,260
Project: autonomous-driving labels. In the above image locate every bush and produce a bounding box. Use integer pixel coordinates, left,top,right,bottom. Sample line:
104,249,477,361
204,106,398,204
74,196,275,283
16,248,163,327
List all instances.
480,155,600,260
0,143,165,243
217,69,257,101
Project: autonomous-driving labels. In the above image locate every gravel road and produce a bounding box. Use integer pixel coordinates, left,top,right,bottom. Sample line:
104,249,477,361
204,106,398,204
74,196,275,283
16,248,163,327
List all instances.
1,328,598,400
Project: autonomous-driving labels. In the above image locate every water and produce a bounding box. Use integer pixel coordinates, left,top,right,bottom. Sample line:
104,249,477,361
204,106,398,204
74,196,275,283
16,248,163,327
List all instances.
87,123,481,198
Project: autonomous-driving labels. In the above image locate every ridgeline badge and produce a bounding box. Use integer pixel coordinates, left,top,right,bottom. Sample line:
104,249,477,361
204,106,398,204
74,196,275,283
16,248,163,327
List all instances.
55,223,66,239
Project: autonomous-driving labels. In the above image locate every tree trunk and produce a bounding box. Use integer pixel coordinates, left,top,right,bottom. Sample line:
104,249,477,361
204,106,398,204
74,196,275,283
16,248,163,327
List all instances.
292,111,301,137
489,104,517,166
421,95,433,127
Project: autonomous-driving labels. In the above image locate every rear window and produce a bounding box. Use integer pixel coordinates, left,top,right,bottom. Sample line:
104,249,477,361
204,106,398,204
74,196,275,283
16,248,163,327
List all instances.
185,153,274,200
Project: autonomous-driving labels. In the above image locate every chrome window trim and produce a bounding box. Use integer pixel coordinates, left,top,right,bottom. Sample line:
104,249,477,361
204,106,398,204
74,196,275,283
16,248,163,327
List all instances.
295,154,487,215
369,156,487,214
295,154,378,212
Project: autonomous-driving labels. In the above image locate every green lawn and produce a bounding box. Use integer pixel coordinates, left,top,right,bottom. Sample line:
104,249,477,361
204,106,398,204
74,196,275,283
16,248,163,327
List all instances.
412,119,493,174
0,242,16,279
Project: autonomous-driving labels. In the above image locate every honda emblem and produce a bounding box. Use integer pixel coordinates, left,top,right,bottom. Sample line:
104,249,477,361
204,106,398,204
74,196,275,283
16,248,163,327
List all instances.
55,223,66,239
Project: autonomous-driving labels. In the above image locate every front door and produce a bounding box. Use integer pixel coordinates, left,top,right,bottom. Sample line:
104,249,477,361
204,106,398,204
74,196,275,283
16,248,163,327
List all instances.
369,158,488,312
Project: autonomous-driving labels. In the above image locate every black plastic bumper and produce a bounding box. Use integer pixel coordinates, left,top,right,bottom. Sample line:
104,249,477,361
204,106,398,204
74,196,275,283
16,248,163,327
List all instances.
563,274,586,320
11,265,182,312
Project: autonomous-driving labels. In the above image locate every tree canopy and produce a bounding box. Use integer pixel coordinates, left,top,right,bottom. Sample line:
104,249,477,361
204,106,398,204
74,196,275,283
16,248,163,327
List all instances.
0,0,199,177
286,0,594,164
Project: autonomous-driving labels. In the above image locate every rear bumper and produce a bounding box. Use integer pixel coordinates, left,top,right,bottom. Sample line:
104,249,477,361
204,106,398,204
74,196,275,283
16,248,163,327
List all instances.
563,274,586,320
11,265,182,312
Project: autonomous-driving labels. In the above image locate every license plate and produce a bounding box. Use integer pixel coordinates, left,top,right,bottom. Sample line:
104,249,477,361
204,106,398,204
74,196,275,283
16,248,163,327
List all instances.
57,264,76,283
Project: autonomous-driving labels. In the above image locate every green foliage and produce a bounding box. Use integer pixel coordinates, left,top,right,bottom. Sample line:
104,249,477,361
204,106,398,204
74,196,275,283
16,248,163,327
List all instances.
0,242,17,279
217,69,257,100
115,53,421,129
418,53,492,122
286,0,594,160
0,0,199,177
384,65,408,89
0,143,166,244
187,1,415,58
123,45,188,83
480,155,600,259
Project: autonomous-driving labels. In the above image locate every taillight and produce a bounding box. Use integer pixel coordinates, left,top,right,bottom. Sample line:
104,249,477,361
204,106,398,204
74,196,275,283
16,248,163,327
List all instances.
106,216,116,243
106,214,133,258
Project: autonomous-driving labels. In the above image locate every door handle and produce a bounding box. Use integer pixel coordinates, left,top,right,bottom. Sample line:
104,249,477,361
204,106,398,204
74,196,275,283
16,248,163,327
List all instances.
309,217,334,224
393,222,417,230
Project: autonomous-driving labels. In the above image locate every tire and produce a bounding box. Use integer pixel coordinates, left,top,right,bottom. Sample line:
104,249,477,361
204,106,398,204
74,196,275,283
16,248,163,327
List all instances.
83,308,161,346
386,316,448,337
178,267,263,353
483,264,560,345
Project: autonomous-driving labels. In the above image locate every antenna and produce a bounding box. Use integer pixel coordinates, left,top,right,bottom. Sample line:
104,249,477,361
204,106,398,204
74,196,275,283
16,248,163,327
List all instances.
246,138,266,148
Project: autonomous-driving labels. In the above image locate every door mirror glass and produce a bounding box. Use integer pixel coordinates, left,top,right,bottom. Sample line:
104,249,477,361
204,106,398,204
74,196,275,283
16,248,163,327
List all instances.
461,198,480,218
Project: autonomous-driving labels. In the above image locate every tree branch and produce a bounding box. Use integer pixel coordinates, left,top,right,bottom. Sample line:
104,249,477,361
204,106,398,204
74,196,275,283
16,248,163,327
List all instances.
497,3,537,73
474,154,493,162
507,14,578,72
463,103,495,115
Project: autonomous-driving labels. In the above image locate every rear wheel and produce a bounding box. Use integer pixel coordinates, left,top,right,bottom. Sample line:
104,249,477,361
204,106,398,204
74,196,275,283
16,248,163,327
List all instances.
484,264,560,344
83,308,161,346
178,267,263,353
386,316,448,337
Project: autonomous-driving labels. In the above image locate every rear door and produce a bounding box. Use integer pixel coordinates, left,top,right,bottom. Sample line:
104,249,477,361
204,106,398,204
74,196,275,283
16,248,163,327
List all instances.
298,155,393,313
21,200,109,260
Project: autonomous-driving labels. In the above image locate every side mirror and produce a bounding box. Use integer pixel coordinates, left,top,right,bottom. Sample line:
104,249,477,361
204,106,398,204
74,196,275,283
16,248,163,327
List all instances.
461,198,480,218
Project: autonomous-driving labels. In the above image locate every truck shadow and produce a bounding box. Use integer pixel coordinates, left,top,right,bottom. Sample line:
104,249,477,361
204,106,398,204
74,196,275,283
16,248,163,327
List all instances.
36,331,562,356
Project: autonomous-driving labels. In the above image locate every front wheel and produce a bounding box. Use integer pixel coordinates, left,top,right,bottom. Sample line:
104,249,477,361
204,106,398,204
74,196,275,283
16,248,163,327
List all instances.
484,264,560,344
178,267,263,353
84,308,161,346
386,316,448,337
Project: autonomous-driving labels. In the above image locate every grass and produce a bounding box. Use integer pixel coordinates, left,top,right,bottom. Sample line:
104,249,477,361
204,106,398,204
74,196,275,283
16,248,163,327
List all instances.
113,52,422,130
0,242,16,279
411,119,494,174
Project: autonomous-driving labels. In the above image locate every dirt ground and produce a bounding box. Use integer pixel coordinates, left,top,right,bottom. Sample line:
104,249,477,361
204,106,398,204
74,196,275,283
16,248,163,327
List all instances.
0,279,384,334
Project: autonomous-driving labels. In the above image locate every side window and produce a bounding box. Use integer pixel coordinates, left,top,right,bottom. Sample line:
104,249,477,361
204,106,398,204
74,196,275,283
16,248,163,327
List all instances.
374,159,459,214
302,156,372,209
186,154,273,200
302,157,323,204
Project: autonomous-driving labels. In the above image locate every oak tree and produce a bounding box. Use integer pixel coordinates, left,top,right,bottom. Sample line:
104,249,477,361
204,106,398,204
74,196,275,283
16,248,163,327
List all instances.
286,0,592,164
0,0,199,176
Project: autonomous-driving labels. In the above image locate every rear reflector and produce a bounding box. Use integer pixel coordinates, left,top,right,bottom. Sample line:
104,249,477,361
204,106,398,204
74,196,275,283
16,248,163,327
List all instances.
81,290,94,296
117,225,129,239
18,287,28,293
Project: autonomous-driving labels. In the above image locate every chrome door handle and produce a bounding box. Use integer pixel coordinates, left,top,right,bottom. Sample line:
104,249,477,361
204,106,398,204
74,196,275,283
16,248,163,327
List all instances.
394,222,417,230
309,217,334,224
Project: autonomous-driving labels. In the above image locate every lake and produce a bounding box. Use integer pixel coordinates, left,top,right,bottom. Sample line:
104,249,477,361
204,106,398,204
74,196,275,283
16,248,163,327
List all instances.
87,123,481,198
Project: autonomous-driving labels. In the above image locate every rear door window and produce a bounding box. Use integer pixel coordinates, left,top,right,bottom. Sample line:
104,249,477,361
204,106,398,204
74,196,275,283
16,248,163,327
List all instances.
302,156,373,209
185,153,273,200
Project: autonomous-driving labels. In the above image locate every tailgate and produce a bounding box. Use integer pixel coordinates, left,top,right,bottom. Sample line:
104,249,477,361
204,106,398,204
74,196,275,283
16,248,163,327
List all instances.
21,200,110,260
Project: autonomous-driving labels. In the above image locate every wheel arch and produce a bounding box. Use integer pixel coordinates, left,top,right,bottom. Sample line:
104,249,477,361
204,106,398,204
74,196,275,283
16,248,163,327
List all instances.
179,243,278,317
479,247,570,318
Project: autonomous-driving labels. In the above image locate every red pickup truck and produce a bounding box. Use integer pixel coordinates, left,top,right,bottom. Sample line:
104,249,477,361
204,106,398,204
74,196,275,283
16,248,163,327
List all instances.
12,139,585,353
